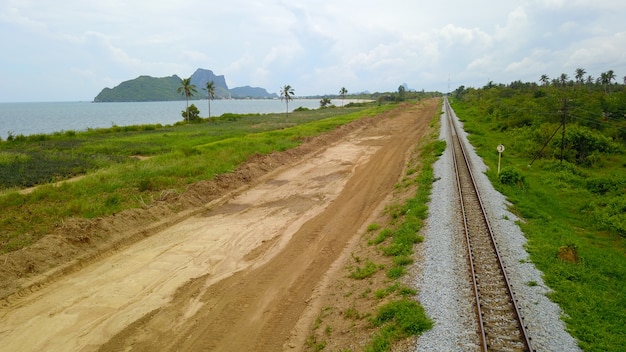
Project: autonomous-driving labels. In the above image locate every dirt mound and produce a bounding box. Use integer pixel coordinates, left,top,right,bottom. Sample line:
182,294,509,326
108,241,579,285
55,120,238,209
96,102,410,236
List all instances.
0,116,372,302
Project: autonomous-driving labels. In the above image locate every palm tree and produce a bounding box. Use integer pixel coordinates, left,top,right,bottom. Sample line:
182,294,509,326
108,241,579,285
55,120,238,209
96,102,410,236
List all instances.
598,71,615,93
559,73,569,86
177,77,197,123
575,68,586,86
339,87,348,107
539,74,550,86
203,81,216,118
280,84,295,116
606,70,616,84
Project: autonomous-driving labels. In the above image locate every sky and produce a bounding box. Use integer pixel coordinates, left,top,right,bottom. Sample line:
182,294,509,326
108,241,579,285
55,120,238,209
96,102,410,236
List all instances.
1,0,625,102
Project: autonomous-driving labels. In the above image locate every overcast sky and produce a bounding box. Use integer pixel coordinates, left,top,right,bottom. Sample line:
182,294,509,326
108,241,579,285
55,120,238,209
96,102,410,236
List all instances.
1,0,625,102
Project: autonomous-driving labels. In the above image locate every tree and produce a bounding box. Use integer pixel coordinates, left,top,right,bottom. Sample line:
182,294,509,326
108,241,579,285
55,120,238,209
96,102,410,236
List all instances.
280,84,295,116
339,87,348,107
540,74,550,86
397,85,406,101
598,71,616,93
177,77,197,123
575,68,586,86
606,70,616,84
559,73,569,86
203,81,216,118
319,97,332,108
181,104,200,122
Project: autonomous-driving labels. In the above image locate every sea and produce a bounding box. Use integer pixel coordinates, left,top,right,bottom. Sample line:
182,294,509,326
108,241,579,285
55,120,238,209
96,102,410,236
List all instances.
0,99,338,140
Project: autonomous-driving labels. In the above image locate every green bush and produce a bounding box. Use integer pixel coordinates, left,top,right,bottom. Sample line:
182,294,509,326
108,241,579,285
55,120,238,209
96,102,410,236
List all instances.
181,104,200,122
498,167,525,186
586,176,624,195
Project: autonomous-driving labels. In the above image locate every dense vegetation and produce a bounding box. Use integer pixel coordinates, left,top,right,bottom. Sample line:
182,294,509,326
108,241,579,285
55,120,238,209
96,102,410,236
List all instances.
450,70,625,351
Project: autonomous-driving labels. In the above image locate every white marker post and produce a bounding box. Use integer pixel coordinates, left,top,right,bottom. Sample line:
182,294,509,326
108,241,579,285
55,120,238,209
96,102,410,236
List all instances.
497,144,505,174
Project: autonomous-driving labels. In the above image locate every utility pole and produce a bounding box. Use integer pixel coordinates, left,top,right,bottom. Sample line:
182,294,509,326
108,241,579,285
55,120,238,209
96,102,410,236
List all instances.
529,97,569,167
560,98,568,164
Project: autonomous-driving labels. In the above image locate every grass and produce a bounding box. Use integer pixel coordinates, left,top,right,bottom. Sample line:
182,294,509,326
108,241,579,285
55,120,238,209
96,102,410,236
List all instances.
452,99,626,351
366,299,433,352
0,103,398,253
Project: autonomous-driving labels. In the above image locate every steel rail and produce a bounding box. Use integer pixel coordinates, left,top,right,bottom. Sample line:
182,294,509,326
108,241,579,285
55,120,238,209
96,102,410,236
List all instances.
444,97,533,351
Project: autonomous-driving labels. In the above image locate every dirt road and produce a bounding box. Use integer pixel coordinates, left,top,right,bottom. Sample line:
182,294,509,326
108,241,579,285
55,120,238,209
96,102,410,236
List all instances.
0,99,438,351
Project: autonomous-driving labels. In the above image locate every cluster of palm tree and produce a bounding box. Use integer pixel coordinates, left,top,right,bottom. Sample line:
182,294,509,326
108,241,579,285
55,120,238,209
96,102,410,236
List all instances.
177,78,217,122
539,68,622,93
179,79,351,120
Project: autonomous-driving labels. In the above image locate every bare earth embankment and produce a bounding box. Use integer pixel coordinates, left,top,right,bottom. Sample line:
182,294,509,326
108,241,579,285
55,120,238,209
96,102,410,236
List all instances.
0,99,438,351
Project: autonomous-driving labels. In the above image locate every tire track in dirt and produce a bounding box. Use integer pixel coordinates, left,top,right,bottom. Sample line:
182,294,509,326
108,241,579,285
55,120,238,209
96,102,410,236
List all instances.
98,100,437,352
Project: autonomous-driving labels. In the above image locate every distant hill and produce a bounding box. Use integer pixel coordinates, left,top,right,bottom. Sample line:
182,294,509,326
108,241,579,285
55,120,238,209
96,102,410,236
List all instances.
189,69,230,98
93,75,183,102
93,68,277,102
230,86,278,99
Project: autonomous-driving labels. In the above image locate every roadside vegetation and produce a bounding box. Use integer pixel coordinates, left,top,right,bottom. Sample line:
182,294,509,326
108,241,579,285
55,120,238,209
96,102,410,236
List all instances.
0,102,404,253
305,103,445,352
450,70,625,351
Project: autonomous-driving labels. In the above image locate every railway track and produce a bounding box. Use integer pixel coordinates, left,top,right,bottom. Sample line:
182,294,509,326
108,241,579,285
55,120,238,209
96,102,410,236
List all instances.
444,97,534,352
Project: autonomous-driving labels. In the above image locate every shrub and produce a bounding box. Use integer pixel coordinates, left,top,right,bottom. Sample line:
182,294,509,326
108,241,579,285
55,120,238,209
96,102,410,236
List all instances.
499,167,525,186
586,176,624,195
181,104,200,122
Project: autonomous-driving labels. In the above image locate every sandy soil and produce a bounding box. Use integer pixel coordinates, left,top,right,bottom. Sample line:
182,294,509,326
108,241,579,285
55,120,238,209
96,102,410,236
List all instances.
0,99,438,352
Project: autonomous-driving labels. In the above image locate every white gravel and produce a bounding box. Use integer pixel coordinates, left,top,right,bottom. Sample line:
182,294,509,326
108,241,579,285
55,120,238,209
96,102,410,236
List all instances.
412,100,581,352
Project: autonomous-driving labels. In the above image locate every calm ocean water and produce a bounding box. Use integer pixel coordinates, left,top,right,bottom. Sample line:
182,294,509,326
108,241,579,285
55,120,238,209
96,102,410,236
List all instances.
0,99,333,140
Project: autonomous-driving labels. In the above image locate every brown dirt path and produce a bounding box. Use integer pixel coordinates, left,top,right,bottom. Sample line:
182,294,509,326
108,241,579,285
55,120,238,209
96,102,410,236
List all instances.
0,99,438,352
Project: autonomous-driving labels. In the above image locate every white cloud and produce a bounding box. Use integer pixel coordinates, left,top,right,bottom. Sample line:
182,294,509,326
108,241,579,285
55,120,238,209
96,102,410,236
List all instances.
0,0,625,101
566,31,626,71
439,24,492,48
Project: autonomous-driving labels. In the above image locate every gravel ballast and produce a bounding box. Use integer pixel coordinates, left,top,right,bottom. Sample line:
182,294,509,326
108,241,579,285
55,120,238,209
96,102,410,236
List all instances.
413,100,581,351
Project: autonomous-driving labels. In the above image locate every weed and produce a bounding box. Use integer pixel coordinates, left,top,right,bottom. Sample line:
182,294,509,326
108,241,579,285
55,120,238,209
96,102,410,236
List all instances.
349,260,381,280
367,223,381,232
343,307,361,320
374,283,399,299
366,299,433,352
386,266,405,279
369,228,392,245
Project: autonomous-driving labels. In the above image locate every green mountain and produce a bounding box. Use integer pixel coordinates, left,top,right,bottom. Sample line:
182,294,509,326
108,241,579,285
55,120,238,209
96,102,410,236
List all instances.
94,75,183,102
93,68,277,102
230,86,278,99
